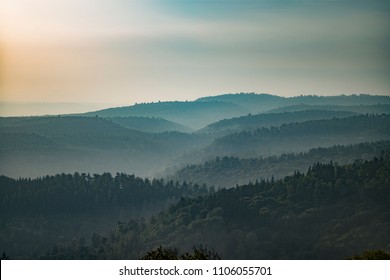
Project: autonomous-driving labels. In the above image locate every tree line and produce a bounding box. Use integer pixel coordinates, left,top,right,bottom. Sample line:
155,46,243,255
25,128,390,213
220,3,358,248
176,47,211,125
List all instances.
41,153,390,259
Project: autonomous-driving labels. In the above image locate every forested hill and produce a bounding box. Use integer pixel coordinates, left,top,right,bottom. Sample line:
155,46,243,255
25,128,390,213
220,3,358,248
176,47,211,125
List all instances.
0,116,138,138
2,114,389,179
106,116,192,133
196,93,390,110
84,101,247,130
204,114,390,158
83,93,390,130
0,116,204,178
0,173,209,217
265,104,390,114
198,110,358,135
195,93,285,112
0,173,209,259
169,141,390,188
43,154,390,260
285,94,390,106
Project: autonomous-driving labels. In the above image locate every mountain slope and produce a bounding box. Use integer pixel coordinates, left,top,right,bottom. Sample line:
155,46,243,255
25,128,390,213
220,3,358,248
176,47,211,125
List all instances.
83,93,390,130
266,104,390,114
197,93,390,113
204,114,390,158
168,141,390,188
286,94,390,106
0,173,209,259
84,101,247,130
198,110,358,135
0,116,203,178
2,113,389,178
106,116,192,133
43,155,390,259
196,93,285,112
0,116,137,138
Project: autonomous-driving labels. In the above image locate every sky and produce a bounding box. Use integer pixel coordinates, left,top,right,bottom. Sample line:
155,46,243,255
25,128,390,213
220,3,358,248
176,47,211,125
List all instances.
0,0,389,114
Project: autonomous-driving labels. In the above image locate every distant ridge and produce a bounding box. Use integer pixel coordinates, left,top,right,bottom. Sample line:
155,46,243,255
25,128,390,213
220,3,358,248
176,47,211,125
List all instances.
265,104,390,114
286,94,390,106
84,100,247,129
0,102,115,117
198,110,359,135
2,93,389,178
195,93,285,112
169,141,390,188
107,116,193,133
83,93,390,129
195,113,390,159
197,93,390,108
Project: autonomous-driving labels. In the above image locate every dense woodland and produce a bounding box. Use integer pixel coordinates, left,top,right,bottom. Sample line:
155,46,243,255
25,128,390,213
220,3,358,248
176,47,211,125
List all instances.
0,173,209,216
1,93,390,260
0,174,209,259
1,151,389,259
169,141,390,187
40,155,390,259
198,110,359,135
206,114,390,158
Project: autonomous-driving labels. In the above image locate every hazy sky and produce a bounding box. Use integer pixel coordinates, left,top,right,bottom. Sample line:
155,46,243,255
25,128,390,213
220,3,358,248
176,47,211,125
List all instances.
1,0,389,108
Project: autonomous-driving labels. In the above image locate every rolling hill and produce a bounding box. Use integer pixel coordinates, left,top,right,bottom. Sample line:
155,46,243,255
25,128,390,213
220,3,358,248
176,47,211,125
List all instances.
2,113,389,179
198,110,359,135
83,101,247,130
266,104,390,114
168,141,390,188
0,116,202,178
106,116,192,133
42,155,390,259
83,93,390,130
203,114,390,158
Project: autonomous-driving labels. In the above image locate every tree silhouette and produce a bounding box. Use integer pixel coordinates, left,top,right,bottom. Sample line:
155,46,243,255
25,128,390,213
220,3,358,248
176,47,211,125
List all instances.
349,250,390,260
141,246,220,260
1,251,10,260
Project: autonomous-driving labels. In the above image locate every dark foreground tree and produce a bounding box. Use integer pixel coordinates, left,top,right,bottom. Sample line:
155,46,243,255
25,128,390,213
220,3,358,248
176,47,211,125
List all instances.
349,250,390,260
1,251,10,260
141,246,220,260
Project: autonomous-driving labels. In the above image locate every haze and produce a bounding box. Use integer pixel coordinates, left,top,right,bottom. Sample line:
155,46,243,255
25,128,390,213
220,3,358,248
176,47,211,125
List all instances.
1,0,389,115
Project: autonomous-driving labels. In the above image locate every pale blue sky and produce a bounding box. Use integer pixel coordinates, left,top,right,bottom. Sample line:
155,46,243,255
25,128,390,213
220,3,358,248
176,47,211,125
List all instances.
0,0,389,111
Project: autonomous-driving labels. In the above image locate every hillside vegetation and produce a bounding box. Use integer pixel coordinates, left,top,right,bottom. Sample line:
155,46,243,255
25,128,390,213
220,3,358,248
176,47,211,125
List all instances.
198,110,358,135
84,93,390,130
0,173,209,259
40,155,390,260
1,113,389,179
84,101,247,130
0,116,202,178
107,116,192,133
169,141,390,187
204,114,390,158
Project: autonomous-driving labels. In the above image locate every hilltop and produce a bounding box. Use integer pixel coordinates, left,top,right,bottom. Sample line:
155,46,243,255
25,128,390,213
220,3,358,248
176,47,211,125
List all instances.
83,93,390,130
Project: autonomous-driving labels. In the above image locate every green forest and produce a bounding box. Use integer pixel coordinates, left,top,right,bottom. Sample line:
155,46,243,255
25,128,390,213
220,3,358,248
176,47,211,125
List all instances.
170,141,390,187
40,154,390,259
0,173,208,258
1,149,389,259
